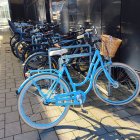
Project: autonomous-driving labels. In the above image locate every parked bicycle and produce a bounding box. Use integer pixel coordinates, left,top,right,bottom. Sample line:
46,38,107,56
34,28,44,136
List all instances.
16,31,140,129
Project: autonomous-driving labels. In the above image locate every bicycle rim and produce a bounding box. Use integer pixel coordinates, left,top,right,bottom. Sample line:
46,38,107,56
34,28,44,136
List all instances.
93,63,140,105
23,52,57,78
16,42,27,61
18,74,70,129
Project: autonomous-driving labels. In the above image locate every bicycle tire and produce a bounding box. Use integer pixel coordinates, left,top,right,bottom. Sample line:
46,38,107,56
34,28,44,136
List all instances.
22,44,46,61
10,34,19,47
15,41,28,61
93,62,140,105
18,74,70,129
23,51,58,78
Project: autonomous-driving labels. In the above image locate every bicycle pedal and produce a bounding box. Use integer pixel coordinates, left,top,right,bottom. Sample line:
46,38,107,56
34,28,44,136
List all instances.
55,90,86,106
80,104,88,114
81,108,88,114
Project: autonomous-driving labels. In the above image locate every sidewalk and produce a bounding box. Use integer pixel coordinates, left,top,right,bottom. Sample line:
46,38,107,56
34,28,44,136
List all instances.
0,29,140,140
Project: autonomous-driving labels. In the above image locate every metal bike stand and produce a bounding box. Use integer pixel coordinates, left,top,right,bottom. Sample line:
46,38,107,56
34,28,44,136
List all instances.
107,64,111,96
48,44,92,70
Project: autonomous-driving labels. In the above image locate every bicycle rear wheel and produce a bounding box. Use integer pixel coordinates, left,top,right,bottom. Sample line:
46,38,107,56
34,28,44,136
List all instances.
23,52,58,78
93,63,140,105
10,34,19,47
15,41,28,61
10,34,20,57
18,74,70,129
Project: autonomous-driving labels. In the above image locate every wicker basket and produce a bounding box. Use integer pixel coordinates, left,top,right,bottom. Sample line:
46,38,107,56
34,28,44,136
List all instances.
100,35,122,58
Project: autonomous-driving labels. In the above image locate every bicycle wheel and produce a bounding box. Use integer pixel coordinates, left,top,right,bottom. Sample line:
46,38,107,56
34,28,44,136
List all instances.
76,56,90,75
93,62,140,105
22,45,42,61
10,34,19,47
23,52,58,78
10,35,20,57
15,41,28,61
18,74,70,129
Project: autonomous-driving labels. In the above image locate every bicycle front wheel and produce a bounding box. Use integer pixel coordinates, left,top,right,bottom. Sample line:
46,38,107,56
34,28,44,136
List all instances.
18,74,70,129
93,63,140,105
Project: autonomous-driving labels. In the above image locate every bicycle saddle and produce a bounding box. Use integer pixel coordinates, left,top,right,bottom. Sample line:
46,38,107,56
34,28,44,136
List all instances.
49,49,68,57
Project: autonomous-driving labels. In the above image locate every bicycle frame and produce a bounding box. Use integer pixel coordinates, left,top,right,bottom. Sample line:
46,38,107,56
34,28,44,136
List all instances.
39,49,118,106
57,49,117,95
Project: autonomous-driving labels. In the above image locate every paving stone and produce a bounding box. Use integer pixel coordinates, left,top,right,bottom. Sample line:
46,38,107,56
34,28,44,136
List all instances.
0,114,4,121
87,124,107,136
117,126,140,140
114,105,126,111
0,102,5,108
21,124,36,133
73,129,93,140
5,121,21,137
129,115,140,128
11,105,18,112
0,136,13,140
40,130,58,140
0,129,4,139
6,84,15,89
41,109,61,119
14,131,40,140
6,98,17,106
95,132,123,140
75,119,92,128
0,94,5,98
0,107,11,114
111,110,131,120
100,117,120,133
10,88,18,92
5,111,19,124
0,121,4,129
64,110,80,122
115,118,135,128
0,86,6,90
90,99,108,107
55,122,78,134
0,98,5,103
89,108,109,121
0,89,10,94
126,107,140,116
58,132,75,140
100,105,117,112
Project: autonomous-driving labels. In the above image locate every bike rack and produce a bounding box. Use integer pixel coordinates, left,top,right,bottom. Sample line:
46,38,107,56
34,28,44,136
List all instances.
48,44,92,70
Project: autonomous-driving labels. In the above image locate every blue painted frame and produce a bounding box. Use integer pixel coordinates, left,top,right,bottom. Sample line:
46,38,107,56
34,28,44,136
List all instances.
57,49,116,95
17,49,117,106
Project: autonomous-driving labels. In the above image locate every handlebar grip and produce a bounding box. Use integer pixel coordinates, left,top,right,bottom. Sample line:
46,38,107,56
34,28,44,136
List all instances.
77,34,84,39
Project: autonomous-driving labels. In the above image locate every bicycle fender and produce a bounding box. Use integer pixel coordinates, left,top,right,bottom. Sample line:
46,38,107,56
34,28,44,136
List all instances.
16,71,71,95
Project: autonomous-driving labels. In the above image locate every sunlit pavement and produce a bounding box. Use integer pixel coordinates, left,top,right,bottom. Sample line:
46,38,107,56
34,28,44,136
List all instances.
0,28,140,140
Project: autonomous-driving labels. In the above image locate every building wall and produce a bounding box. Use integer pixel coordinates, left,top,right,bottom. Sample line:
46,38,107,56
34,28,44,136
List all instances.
50,0,140,70
120,0,140,70
9,0,140,70
9,0,25,21
50,0,101,33
10,0,47,22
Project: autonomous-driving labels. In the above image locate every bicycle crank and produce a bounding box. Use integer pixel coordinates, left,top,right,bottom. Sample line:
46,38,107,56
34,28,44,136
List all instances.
54,90,86,106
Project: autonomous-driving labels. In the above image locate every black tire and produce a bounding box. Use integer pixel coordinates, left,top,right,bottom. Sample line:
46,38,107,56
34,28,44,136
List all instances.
23,51,58,78
10,34,20,57
10,34,19,47
15,41,28,61
22,44,46,61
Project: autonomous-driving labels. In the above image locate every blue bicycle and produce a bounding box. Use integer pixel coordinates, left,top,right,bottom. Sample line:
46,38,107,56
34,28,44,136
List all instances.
17,34,140,129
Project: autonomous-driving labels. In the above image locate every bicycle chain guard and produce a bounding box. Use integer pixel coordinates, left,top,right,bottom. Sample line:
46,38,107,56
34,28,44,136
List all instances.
55,90,86,106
